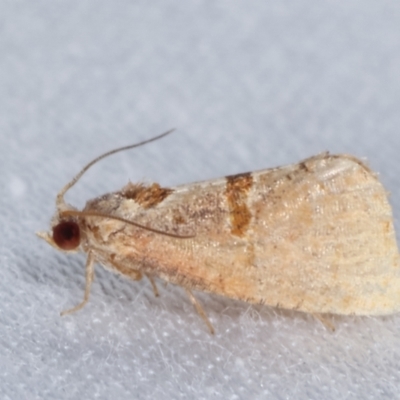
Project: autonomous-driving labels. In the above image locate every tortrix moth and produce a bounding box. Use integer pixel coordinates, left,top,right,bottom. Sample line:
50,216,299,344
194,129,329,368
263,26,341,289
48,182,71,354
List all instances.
37,131,400,333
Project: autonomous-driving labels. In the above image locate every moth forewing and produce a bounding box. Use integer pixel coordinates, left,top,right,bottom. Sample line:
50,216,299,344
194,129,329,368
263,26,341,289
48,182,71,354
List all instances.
86,153,400,314
38,142,400,332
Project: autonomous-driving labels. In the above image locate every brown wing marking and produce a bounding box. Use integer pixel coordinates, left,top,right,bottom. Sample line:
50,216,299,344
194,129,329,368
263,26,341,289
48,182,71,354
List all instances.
121,182,173,209
225,172,253,237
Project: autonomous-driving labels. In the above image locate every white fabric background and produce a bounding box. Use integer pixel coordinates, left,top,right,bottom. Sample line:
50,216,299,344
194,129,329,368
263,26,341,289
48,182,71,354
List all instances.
1,1,400,399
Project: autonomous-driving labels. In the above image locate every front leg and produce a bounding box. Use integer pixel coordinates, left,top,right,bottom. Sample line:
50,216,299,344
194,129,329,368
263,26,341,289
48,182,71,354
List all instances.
61,251,95,316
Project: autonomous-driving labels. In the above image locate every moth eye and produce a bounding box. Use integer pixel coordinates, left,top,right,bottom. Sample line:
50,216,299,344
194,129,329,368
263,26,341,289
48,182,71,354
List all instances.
52,221,80,250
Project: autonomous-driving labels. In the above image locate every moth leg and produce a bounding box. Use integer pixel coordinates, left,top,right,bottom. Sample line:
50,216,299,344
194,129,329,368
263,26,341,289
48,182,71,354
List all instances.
313,313,335,332
61,251,95,316
185,288,215,335
145,274,159,297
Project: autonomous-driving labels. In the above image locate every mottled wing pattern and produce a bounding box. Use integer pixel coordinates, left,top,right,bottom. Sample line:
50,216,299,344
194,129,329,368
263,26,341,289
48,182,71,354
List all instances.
87,153,400,315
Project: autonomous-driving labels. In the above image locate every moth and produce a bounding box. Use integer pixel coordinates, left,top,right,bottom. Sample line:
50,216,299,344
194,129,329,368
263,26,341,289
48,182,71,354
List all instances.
37,131,400,333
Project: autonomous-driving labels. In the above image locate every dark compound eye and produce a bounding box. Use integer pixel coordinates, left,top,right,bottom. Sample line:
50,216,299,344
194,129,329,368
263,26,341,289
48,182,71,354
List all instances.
52,221,80,250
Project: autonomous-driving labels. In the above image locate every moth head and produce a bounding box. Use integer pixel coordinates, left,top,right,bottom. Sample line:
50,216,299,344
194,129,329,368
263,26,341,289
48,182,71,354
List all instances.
51,218,81,251
36,129,180,249
37,208,83,252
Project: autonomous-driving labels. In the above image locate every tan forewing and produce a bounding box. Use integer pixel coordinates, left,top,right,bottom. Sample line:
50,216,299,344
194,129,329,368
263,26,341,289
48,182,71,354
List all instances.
85,153,400,315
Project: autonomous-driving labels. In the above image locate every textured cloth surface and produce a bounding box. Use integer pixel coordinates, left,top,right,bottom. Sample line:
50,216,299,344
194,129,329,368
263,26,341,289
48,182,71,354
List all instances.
1,2,400,399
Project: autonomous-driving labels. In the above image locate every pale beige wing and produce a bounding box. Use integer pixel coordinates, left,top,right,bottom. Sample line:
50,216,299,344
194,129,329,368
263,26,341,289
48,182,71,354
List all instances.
85,153,400,315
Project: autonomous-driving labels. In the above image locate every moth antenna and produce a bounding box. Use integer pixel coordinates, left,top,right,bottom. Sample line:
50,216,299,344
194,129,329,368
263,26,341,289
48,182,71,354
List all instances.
56,129,175,207
61,210,195,239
